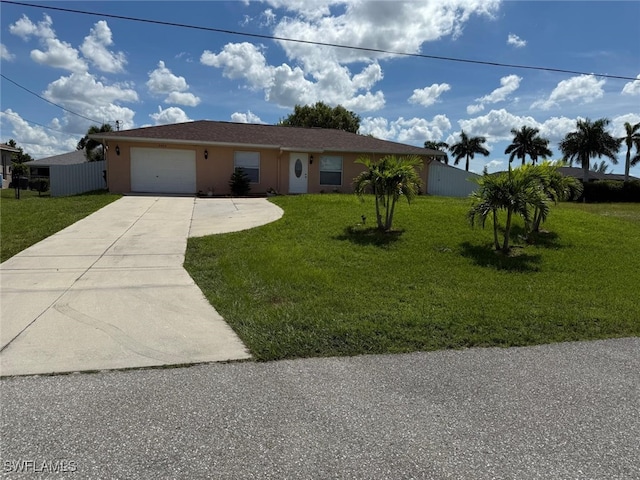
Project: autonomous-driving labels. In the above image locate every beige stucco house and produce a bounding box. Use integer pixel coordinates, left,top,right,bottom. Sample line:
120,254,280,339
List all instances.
90,120,445,196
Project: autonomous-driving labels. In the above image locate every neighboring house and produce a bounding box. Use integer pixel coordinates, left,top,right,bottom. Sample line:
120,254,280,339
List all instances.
90,120,446,195
24,150,106,197
0,143,21,187
427,161,480,197
557,167,640,182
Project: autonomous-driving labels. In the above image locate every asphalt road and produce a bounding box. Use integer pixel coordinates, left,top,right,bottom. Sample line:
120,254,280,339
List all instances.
1,338,639,479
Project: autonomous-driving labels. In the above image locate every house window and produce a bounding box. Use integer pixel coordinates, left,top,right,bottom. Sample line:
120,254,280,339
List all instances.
234,151,260,183
319,156,342,186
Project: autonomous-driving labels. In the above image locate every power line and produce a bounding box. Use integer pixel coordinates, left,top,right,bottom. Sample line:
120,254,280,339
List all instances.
3,0,638,82
0,73,103,124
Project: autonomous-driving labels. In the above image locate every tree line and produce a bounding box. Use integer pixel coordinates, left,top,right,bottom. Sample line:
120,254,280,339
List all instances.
427,119,640,183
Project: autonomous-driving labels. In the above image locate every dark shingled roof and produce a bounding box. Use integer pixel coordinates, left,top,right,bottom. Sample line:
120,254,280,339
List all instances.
24,150,88,166
557,166,639,182
90,120,444,157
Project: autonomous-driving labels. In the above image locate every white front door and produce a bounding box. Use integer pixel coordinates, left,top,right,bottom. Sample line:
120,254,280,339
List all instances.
289,152,308,193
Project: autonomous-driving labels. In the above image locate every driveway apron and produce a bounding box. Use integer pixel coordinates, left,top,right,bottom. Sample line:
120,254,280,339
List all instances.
0,196,258,376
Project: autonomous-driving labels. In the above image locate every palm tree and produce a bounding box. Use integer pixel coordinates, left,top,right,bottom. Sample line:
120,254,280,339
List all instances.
591,160,610,174
424,141,449,164
505,126,552,166
620,121,640,182
522,162,583,233
558,118,620,183
77,124,113,161
353,155,422,231
449,130,490,171
469,166,547,251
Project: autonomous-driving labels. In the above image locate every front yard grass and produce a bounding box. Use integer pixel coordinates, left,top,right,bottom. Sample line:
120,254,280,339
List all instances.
0,189,121,262
184,194,640,361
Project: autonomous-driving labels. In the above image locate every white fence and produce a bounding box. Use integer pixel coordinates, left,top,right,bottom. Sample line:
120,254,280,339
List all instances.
427,162,480,198
50,161,106,197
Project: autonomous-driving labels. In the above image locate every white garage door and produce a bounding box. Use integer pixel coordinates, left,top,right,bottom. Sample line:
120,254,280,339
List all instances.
130,147,196,194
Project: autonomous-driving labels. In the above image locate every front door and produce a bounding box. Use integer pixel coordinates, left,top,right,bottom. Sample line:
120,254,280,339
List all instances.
289,153,308,193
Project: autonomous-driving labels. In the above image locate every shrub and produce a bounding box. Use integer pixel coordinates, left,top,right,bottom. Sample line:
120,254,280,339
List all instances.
580,180,640,203
229,168,251,196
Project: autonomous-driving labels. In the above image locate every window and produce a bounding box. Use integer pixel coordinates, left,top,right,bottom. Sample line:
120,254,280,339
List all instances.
234,151,260,183
319,156,342,186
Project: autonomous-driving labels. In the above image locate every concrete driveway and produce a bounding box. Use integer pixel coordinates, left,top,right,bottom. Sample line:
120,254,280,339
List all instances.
0,196,283,377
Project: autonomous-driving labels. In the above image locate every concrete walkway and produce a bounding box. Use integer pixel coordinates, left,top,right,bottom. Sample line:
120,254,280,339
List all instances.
0,196,284,376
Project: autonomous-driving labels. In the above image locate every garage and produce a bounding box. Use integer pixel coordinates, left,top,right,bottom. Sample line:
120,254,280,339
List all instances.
130,147,196,194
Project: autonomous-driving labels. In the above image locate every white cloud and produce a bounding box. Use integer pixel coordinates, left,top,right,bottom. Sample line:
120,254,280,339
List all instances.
507,33,526,48
408,83,451,107
150,106,191,125
459,108,538,142
611,113,640,138
1,109,77,158
147,61,200,106
467,75,521,113
486,159,505,169
531,74,605,110
201,42,385,111
360,114,451,144
1,44,15,61
231,110,265,124
271,1,500,64
43,72,138,132
147,61,188,93
165,92,200,107
80,21,126,73
9,14,87,72
622,74,640,96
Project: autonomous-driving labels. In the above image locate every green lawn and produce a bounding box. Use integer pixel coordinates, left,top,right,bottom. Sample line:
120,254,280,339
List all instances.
185,194,640,361
0,189,121,262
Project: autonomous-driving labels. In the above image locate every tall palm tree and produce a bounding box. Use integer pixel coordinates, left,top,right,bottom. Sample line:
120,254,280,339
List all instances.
620,121,640,182
353,155,422,231
558,118,620,183
77,123,113,161
505,126,552,166
449,130,490,171
424,141,449,164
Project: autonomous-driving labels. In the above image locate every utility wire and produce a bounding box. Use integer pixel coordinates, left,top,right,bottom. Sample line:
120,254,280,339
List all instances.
1,73,103,124
3,0,638,82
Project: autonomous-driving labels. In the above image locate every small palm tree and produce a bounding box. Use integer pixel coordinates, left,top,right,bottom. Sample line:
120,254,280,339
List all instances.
620,121,640,182
559,118,620,183
353,155,422,231
505,126,552,166
449,130,490,171
469,167,548,251
424,141,449,164
591,160,610,174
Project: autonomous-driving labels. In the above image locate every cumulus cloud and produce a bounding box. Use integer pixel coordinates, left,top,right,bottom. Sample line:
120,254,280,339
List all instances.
1,108,77,158
622,74,640,96
360,114,452,144
202,2,497,112
80,21,126,73
150,106,191,125
201,42,385,111
9,14,87,72
408,83,451,108
531,74,605,110
467,75,521,114
1,44,15,61
231,110,265,124
507,33,526,48
146,61,200,106
43,72,138,132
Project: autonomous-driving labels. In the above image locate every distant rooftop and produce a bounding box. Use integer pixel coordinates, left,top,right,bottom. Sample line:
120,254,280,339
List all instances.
25,150,88,166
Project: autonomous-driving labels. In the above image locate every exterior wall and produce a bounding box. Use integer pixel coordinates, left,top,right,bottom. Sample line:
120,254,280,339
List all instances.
105,140,432,195
427,161,479,198
49,161,106,197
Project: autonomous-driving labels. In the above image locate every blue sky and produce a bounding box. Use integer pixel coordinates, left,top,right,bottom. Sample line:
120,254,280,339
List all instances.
1,0,638,175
